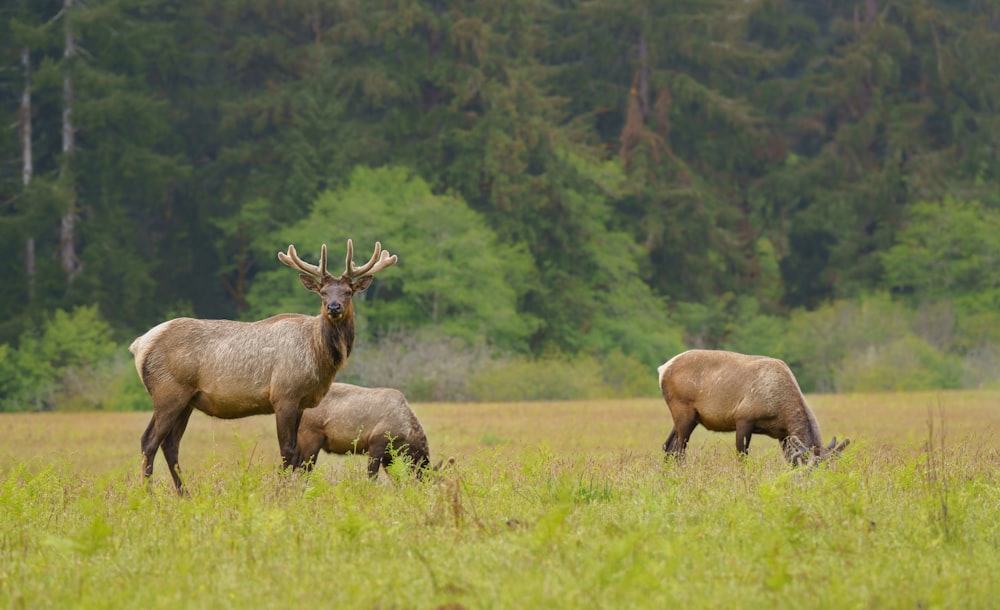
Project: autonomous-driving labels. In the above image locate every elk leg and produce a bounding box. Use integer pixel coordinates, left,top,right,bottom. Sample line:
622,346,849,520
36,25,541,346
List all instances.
161,406,194,493
735,419,754,456
297,430,325,473
140,417,158,479
662,430,677,453
140,395,193,483
274,405,304,470
367,436,389,480
665,407,698,457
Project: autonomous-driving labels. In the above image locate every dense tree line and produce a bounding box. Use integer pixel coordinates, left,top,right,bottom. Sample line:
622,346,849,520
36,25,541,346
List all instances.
1,0,998,408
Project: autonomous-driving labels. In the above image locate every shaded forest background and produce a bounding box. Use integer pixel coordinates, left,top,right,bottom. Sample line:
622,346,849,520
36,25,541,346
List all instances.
1,0,999,410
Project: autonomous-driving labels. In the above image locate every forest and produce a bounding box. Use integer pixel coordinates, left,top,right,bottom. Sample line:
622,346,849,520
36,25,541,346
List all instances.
1,0,998,410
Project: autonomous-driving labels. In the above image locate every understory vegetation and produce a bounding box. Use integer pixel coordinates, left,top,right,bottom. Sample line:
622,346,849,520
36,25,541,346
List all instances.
2,288,998,411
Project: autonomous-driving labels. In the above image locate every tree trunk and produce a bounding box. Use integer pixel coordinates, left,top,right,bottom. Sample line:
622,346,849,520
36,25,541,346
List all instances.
20,47,36,302
60,0,82,281
636,22,649,119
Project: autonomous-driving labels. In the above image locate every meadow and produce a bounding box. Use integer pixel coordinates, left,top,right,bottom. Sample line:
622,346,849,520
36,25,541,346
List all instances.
1,390,998,609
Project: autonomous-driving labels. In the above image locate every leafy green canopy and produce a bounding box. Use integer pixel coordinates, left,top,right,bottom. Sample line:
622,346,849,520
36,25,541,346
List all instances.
882,198,1000,306
245,165,685,367
244,166,537,352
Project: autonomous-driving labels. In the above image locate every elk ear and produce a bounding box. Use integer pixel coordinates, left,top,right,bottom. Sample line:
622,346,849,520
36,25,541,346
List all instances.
299,274,322,293
352,275,375,293
827,436,837,451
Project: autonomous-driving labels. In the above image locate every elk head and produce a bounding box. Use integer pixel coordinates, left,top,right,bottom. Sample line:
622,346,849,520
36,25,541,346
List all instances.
784,435,851,467
278,239,397,322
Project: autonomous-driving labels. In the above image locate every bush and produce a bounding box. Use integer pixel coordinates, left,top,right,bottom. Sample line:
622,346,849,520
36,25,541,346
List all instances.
340,328,661,402
467,355,608,402
600,350,661,398
465,351,659,402
833,334,965,392
780,293,912,392
337,329,496,402
0,306,141,412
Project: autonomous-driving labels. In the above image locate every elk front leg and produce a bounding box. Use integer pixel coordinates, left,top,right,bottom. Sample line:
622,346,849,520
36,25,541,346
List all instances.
274,404,304,470
297,428,326,473
366,436,389,480
735,419,755,457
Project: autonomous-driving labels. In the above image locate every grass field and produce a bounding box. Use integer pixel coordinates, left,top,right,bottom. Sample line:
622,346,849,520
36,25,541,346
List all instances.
1,390,998,608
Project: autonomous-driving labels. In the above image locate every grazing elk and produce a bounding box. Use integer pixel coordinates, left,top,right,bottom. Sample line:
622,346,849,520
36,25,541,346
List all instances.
658,349,849,465
297,383,432,479
131,240,396,491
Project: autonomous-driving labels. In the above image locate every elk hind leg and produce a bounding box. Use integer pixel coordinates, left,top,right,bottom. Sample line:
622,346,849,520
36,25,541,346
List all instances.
140,389,195,483
160,406,194,493
664,406,698,458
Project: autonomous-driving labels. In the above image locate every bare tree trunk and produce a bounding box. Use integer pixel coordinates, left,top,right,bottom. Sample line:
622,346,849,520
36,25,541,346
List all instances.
20,47,36,302
636,22,649,119
60,0,82,281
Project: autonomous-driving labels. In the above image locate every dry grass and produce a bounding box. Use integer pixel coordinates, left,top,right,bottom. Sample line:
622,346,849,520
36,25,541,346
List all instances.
1,390,998,609
3,389,997,480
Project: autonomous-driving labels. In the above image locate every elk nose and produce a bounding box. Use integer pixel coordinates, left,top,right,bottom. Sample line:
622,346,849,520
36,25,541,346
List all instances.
327,302,342,316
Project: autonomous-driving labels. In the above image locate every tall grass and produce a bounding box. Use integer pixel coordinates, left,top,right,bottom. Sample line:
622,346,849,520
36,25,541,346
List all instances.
1,392,998,608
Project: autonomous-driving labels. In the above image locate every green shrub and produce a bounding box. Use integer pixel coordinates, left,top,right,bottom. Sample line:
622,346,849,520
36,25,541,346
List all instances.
834,334,965,392
0,306,136,412
338,329,495,402
780,293,912,392
600,350,661,397
722,296,788,357
468,354,611,401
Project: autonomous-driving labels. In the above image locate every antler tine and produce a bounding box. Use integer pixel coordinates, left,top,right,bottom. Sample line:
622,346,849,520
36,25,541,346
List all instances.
343,238,354,278
278,244,329,279
343,239,398,280
344,239,380,277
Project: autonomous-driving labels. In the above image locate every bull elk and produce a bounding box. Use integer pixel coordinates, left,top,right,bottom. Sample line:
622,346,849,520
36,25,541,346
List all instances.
658,349,849,465
130,240,396,491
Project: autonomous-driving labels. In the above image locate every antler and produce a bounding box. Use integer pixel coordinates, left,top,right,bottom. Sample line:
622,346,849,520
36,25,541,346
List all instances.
278,244,329,279
784,435,812,467
342,239,397,280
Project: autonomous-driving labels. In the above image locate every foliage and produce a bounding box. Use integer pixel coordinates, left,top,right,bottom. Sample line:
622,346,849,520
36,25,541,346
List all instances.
338,329,497,403
0,306,124,412
882,198,1000,302
244,166,538,351
466,350,656,402
834,334,965,393
769,292,998,393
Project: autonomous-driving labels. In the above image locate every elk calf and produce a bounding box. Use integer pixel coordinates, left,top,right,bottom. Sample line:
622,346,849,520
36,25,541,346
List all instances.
297,383,431,479
131,240,396,491
658,349,848,464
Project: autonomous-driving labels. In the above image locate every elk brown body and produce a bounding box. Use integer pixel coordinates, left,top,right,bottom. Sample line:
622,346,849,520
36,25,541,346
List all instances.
658,349,848,464
297,382,431,479
131,240,396,491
